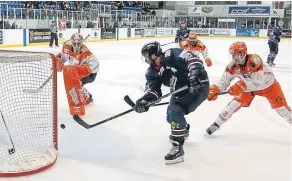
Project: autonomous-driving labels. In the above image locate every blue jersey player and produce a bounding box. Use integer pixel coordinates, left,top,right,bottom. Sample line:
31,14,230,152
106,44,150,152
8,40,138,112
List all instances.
175,22,190,44
134,42,209,165
267,20,284,67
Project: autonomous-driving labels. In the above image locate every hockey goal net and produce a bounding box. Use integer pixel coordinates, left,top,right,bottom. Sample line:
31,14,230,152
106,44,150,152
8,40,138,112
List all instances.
0,50,58,177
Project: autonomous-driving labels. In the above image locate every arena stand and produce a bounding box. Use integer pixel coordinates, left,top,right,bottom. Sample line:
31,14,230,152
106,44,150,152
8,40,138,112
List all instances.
0,1,291,47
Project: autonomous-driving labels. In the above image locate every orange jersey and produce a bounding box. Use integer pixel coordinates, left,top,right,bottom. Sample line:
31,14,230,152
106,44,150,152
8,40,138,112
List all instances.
215,54,275,92
188,39,207,52
181,39,210,60
60,40,99,73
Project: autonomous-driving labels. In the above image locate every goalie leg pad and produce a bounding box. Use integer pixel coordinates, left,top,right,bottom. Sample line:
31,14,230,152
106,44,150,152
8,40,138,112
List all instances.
63,65,85,116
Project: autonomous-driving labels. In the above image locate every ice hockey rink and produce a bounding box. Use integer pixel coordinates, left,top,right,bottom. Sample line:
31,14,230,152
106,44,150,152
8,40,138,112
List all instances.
1,37,291,181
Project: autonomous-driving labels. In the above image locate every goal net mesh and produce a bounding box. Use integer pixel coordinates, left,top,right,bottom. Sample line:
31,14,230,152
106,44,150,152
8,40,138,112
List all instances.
0,50,57,176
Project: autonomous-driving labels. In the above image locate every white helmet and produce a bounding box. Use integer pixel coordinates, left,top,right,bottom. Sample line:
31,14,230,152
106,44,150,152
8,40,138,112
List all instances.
70,33,84,53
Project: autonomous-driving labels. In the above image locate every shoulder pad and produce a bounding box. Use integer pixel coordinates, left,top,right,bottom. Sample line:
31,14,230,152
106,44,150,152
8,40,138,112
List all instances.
145,67,159,79
64,40,71,46
62,41,71,52
226,60,236,73
197,40,205,48
81,45,89,52
164,49,172,57
169,48,185,58
185,51,200,60
250,54,262,67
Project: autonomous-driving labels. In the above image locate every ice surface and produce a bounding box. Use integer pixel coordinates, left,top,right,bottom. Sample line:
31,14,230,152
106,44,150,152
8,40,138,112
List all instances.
1,37,291,181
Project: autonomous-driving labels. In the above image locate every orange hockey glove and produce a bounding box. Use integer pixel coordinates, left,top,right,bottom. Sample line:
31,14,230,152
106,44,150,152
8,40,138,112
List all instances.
229,80,247,96
208,85,220,101
205,58,212,67
52,54,63,72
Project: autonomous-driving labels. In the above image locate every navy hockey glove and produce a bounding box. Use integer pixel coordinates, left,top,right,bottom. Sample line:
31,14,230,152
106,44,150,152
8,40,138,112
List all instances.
188,69,202,94
134,99,150,113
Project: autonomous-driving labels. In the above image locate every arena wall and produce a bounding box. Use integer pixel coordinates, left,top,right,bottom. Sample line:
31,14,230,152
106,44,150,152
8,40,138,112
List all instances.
0,28,290,48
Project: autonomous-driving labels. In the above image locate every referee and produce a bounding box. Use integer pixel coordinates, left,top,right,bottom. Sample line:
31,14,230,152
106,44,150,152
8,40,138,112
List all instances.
49,21,59,47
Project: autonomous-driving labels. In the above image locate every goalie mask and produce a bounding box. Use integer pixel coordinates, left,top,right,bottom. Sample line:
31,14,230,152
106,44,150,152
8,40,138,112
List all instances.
70,33,84,53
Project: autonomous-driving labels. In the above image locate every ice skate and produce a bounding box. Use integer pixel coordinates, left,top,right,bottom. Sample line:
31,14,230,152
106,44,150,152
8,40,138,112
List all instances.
165,140,184,165
206,122,220,136
82,87,93,105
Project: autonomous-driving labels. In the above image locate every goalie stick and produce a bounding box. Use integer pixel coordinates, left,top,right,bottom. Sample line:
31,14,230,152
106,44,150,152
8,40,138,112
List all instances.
73,86,188,129
0,110,16,154
23,34,91,93
23,74,53,93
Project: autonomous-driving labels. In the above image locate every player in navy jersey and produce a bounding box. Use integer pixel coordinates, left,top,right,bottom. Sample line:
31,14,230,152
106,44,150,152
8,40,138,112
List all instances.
175,22,190,45
134,41,209,165
267,19,284,67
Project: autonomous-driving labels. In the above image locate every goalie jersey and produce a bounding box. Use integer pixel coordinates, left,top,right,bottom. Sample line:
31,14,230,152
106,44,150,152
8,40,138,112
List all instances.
60,40,99,73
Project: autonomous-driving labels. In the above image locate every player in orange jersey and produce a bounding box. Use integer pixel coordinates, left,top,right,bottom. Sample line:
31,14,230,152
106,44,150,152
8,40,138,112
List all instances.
206,41,291,135
54,33,99,116
180,31,212,67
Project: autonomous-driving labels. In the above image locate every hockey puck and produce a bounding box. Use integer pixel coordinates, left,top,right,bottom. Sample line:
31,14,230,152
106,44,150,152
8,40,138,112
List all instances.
8,148,15,154
60,124,66,129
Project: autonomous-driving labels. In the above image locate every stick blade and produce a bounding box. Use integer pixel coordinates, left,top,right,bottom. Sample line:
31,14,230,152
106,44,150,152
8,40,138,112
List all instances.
23,89,42,93
216,91,229,95
124,95,135,107
73,115,92,129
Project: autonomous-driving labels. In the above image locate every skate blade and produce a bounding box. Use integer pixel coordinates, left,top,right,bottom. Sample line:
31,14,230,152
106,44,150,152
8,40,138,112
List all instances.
165,156,184,165
204,132,213,138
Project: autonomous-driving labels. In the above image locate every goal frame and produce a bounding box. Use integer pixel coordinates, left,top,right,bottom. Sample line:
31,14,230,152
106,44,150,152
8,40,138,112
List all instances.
0,50,58,177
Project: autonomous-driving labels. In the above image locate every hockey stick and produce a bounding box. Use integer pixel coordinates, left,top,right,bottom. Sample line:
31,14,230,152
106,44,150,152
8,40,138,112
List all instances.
0,110,16,154
216,91,229,95
23,34,91,93
124,90,229,108
124,95,169,108
73,86,188,129
161,42,175,46
23,74,53,93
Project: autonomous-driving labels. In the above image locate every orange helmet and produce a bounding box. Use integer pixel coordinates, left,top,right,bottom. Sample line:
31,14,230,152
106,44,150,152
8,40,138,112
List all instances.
229,42,247,55
229,42,247,63
188,31,198,46
189,31,198,39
